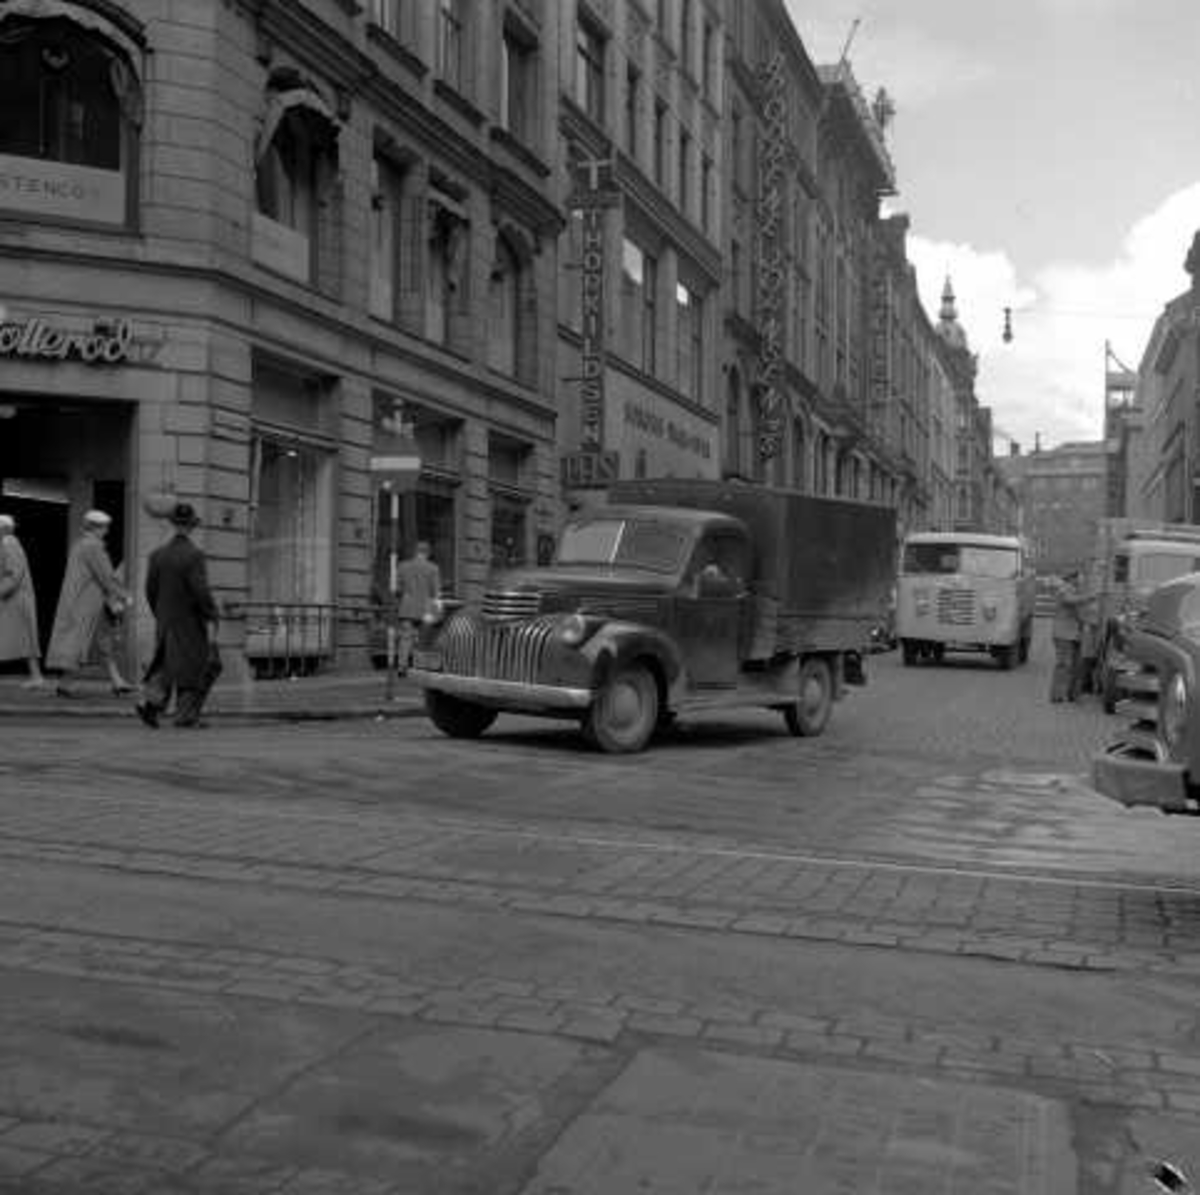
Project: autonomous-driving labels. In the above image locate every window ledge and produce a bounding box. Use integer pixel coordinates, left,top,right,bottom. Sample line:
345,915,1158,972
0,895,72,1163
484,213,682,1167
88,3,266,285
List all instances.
434,79,485,127
367,23,427,79
488,127,551,178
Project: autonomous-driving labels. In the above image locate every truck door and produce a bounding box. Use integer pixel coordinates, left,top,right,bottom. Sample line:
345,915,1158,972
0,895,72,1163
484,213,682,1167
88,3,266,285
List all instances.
675,531,748,687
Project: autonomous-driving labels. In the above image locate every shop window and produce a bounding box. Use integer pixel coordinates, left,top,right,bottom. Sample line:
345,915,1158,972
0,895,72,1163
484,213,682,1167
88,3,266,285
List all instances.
249,436,335,607
0,15,141,226
489,434,531,569
254,91,339,287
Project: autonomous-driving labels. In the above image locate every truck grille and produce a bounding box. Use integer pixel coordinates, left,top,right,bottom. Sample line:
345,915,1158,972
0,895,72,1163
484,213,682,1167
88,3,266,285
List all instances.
937,587,975,627
482,588,541,620
439,613,557,683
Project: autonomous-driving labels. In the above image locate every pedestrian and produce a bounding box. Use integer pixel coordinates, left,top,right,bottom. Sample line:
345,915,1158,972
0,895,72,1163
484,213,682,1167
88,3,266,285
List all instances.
1076,567,1101,697
395,540,441,675
1049,568,1085,703
45,509,133,697
136,501,221,729
0,513,47,689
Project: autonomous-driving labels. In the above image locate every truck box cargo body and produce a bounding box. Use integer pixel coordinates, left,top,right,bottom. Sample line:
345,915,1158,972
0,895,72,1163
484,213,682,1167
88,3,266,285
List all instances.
410,480,896,753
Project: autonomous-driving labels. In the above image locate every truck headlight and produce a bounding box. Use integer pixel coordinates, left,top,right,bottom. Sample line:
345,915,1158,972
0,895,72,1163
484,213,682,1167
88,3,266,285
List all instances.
557,612,592,646
1162,672,1189,754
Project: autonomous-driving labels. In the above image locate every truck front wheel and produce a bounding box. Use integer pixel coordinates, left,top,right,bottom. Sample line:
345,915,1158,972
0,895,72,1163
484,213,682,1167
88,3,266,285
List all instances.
784,657,833,737
425,690,498,739
584,663,659,754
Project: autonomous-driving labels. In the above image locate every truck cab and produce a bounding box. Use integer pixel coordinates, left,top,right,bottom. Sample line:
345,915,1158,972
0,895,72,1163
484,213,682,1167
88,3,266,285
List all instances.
410,481,895,753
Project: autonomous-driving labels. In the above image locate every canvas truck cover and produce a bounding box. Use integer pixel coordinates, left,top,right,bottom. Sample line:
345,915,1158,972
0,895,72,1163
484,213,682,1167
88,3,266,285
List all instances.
609,479,897,655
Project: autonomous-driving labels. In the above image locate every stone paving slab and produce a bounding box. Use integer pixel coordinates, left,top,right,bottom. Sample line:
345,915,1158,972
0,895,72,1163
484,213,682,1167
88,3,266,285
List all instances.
519,1047,1077,1194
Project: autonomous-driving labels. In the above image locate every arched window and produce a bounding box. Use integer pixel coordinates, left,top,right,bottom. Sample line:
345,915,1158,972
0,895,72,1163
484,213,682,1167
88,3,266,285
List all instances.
487,236,520,376
0,14,141,226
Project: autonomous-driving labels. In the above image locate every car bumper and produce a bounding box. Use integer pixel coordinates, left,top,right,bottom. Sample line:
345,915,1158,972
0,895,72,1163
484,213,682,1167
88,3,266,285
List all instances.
1091,744,1198,813
410,666,593,711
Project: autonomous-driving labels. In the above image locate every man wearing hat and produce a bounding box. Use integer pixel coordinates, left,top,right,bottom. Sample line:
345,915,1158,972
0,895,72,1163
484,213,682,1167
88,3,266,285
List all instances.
136,501,220,729
45,509,132,696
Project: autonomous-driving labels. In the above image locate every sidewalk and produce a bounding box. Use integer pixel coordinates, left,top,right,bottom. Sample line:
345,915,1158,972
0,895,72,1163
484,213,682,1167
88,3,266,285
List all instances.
0,668,425,723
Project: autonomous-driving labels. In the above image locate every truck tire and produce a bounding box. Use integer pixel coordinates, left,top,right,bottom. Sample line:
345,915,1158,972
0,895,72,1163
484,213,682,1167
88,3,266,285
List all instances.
783,657,833,737
425,690,498,739
901,639,918,667
583,663,659,754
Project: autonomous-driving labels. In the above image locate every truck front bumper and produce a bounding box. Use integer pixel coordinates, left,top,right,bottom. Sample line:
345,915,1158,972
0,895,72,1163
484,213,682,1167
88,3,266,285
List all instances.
410,665,593,712
1091,744,1198,813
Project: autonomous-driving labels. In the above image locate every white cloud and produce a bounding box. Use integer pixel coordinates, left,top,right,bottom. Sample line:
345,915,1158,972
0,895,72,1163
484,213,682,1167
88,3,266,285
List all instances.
905,182,1200,452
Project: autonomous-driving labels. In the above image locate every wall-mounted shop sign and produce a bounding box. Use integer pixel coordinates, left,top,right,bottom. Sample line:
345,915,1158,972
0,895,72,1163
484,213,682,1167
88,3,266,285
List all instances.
753,52,787,461
0,311,157,366
623,400,713,461
561,448,620,489
0,154,126,225
568,157,619,454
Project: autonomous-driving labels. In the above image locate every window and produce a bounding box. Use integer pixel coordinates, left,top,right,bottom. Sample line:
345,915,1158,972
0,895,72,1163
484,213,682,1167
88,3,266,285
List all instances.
368,0,401,38
625,64,640,157
676,281,702,402
256,105,338,285
575,17,605,123
620,238,657,375
0,16,140,226
677,128,690,213
656,0,668,33
369,155,405,322
501,23,536,143
438,0,467,92
679,0,693,71
702,20,715,98
653,100,667,187
701,154,712,232
427,200,468,344
487,237,520,376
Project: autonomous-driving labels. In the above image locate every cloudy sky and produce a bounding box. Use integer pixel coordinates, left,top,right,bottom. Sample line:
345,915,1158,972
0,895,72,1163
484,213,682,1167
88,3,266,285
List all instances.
786,0,1200,452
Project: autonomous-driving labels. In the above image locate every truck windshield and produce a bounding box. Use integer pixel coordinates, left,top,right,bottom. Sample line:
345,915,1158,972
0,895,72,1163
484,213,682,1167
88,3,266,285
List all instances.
556,518,688,573
1135,552,1200,586
902,542,1019,580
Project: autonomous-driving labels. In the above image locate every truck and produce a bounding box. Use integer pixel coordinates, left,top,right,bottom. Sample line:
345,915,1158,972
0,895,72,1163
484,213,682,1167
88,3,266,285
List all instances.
1089,520,1200,712
409,479,896,753
895,531,1035,669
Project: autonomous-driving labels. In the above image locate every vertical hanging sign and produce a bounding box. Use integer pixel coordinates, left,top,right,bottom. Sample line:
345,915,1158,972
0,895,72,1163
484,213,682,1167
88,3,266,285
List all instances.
562,157,621,488
754,53,787,460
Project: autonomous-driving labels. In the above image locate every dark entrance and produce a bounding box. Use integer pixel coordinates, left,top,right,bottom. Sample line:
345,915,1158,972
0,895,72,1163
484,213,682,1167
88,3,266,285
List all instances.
0,398,133,670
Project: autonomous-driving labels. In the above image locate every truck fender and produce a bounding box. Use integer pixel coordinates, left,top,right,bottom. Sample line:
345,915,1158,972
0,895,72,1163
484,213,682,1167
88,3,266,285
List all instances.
580,622,683,707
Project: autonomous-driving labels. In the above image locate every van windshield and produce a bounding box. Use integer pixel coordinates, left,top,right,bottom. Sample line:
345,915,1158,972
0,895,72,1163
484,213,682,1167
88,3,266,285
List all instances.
903,542,1019,580
556,518,689,574
1134,552,1200,587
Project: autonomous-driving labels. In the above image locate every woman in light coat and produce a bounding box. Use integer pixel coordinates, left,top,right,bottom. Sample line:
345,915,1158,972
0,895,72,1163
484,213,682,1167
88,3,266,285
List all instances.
0,514,46,688
45,510,132,696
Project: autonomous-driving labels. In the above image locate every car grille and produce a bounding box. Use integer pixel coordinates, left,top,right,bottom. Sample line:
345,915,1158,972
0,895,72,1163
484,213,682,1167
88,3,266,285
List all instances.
482,588,541,620
936,586,975,627
439,613,558,684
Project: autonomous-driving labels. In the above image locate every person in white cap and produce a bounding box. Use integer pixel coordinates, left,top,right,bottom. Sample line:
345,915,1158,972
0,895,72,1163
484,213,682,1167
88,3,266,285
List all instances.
45,509,133,697
0,513,46,688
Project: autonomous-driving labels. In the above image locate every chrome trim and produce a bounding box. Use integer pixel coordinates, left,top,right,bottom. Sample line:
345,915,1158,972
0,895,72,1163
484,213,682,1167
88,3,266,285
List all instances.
437,612,558,683
411,669,592,709
483,589,541,619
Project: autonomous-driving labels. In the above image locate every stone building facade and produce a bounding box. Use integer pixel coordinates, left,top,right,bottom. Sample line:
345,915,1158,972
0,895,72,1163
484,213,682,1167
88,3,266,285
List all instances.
0,0,563,676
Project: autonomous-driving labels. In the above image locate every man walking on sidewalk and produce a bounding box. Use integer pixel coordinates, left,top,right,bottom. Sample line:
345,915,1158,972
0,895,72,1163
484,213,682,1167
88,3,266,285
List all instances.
136,502,220,729
395,540,441,675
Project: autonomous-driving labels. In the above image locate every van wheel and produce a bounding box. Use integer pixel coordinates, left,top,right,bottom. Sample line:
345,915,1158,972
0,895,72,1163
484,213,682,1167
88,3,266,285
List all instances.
584,663,658,753
784,658,833,737
901,640,918,667
1018,635,1030,664
425,690,498,739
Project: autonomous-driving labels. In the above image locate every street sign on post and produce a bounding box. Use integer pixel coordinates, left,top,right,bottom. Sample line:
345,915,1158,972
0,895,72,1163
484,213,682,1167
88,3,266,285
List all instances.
370,451,421,699
369,454,422,493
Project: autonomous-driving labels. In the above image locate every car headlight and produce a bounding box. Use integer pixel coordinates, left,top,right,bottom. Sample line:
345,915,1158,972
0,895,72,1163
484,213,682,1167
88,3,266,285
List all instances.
1162,671,1190,754
557,612,592,646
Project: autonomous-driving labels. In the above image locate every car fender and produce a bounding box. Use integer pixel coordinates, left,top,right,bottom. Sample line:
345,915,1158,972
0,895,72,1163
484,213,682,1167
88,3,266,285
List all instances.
1125,629,1200,766
579,622,684,702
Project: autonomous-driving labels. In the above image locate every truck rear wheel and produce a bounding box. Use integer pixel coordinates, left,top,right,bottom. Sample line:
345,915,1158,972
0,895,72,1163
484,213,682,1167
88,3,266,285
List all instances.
783,658,833,737
425,690,498,739
583,663,659,754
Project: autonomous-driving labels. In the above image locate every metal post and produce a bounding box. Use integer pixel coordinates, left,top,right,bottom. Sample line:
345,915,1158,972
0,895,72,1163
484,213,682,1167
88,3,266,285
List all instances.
384,485,400,702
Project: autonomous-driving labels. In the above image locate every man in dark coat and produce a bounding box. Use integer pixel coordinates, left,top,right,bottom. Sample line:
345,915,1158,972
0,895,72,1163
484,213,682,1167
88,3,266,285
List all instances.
136,502,220,729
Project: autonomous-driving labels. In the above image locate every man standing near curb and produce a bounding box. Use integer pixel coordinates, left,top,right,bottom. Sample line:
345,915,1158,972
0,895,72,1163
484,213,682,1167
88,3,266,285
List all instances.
136,502,220,729
395,540,440,676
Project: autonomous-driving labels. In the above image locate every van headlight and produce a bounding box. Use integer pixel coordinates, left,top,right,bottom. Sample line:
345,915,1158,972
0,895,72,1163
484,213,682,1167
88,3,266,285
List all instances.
1162,672,1190,755
981,600,998,621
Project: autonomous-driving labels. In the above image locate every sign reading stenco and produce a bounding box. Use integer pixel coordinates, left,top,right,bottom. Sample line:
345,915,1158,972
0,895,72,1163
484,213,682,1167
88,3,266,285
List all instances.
0,315,135,365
